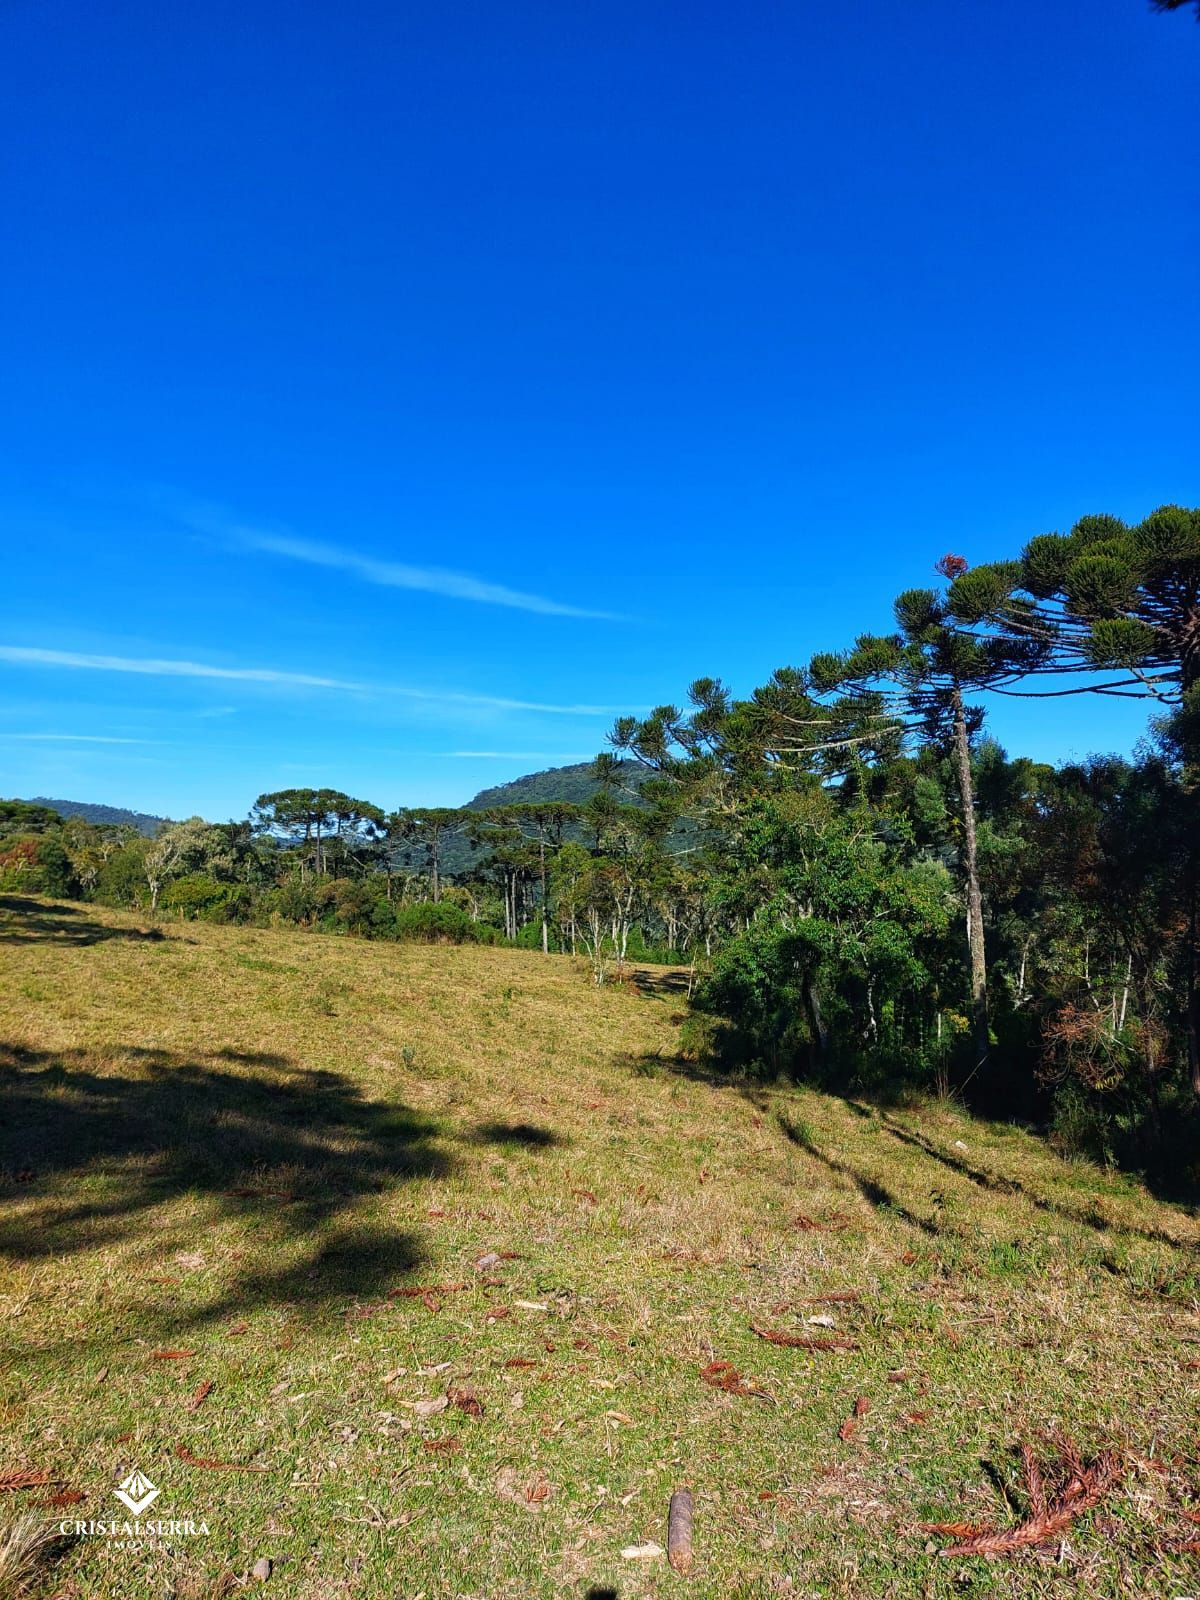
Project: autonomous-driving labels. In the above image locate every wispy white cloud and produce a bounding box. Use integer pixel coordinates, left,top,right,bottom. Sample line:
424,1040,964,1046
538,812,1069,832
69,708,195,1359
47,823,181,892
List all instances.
0,645,631,717
176,501,621,620
1,732,159,744
247,532,620,620
0,645,359,691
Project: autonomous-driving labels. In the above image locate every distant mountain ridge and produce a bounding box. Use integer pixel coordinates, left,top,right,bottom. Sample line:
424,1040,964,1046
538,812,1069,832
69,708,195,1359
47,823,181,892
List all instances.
463,760,650,811
17,763,648,857
26,798,169,837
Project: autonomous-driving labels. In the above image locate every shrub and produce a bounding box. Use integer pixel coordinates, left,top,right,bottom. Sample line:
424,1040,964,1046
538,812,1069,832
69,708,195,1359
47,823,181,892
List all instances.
0,835,78,897
161,872,230,918
392,901,481,943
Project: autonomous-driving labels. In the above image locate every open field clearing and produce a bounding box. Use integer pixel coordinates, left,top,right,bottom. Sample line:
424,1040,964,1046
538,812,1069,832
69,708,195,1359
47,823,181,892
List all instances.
1,895,1199,1598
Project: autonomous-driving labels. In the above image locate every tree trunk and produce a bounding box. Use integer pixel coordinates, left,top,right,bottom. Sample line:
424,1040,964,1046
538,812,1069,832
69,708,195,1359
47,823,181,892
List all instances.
806,979,828,1062
1187,866,1200,1097
951,684,989,1073
539,838,549,954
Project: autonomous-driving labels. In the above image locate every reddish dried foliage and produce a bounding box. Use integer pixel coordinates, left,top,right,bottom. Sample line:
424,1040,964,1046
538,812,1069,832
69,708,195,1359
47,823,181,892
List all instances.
751,1323,859,1352
839,1398,870,1441
934,1437,1123,1556
935,553,969,579
449,1387,485,1418
422,1438,461,1455
151,1349,194,1360
184,1379,214,1413
0,1470,54,1492
389,1280,466,1299
176,1445,266,1472
700,1360,765,1398
44,1489,86,1508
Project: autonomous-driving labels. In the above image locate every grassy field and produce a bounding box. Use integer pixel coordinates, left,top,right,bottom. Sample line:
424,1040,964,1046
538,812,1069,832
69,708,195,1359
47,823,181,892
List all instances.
1,894,1198,1599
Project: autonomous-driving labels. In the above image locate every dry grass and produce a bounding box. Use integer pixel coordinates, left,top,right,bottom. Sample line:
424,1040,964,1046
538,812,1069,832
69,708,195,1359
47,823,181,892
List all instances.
1,894,1198,1597
0,1513,68,1600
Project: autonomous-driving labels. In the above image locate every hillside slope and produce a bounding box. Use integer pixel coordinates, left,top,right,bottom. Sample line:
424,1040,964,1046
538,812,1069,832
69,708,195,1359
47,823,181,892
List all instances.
24,796,170,834
463,759,651,810
0,897,1197,1598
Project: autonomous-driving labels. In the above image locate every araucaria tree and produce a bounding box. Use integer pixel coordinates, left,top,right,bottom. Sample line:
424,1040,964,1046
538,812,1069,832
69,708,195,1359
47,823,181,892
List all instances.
947,506,1200,1091
795,558,1035,1072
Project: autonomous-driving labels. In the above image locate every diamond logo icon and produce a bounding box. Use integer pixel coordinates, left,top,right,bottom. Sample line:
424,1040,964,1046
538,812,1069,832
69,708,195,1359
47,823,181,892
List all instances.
115,1468,160,1515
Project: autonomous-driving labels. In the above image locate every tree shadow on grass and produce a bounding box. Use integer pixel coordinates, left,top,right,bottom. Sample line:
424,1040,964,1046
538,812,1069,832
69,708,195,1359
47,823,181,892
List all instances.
469,1120,563,1149
776,1110,942,1238
875,1112,1198,1254
0,894,169,946
624,966,692,999
0,1041,448,1321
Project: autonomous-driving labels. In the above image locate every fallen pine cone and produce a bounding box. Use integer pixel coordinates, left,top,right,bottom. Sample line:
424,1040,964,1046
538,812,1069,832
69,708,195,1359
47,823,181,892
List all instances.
668,1486,694,1574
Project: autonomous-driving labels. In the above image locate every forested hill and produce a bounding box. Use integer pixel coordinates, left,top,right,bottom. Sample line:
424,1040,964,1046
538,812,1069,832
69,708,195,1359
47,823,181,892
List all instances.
26,798,168,837
463,760,650,811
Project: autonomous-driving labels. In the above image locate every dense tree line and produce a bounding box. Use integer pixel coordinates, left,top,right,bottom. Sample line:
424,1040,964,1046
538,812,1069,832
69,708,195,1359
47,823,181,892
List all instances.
608,502,1200,1185
2,501,1196,1185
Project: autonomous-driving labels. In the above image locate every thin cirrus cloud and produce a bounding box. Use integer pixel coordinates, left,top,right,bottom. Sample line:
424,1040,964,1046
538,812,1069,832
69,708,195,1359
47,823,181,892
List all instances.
181,506,623,621
1,732,159,744
0,645,631,717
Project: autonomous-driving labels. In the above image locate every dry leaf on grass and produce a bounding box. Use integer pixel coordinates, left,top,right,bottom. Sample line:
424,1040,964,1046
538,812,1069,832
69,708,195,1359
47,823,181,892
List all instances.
151,1349,194,1360
412,1397,449,1419
503,1357,538,1369
43,1488,86,1508
184,1380,214,1413
422,1438,460,1455
176,1445,266,1473
839,1396,870,1441
495,1468,552,1508
700,1361,770,1400
621,1542,664,1560
449,1387,484,1418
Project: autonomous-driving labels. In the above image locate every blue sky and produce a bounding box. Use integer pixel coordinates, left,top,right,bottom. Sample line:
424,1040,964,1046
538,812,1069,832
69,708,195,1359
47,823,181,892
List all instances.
2,0,1197,821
